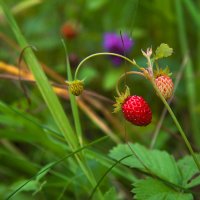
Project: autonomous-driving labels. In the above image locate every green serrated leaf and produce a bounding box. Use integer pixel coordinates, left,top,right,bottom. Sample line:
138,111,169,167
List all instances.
177,154,200,188
132,178,193,200
109,143,182,185
155,43,173,60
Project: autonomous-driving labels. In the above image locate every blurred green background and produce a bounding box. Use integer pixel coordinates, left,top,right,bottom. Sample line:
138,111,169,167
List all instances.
0,0,200,199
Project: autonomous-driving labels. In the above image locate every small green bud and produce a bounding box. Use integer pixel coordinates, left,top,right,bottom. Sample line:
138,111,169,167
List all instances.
65,80,84,96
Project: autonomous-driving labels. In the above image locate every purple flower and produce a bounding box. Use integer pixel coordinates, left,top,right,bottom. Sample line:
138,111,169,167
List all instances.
103,32,133,65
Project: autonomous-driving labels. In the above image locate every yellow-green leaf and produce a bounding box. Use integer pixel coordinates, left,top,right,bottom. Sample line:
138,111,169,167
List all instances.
155,43,173,60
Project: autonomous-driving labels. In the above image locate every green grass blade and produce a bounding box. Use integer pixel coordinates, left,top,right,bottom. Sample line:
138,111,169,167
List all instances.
175,0,200,145
62,39,83,146
88,155,132,200
0,2,103,198
0,101,66,142
182,0,200,26
61,41,104,197
6,136,108,200
0,0,78,150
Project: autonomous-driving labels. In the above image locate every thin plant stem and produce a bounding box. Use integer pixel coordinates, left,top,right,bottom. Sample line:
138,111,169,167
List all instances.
116,71,145,96
74,52,139,80
151,79,200,171
175,0,200,146
6,136,108,200
62,39,83,146
18,45,36,107
150,55,188,148
113,62,200,170
141,46,199,168
88,155,132,200
0,2,103,199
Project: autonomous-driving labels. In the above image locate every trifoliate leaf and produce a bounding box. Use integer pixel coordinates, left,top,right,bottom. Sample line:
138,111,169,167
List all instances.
177,154,200,188
132,178,193,200
109,143,182,185
155,43,173,60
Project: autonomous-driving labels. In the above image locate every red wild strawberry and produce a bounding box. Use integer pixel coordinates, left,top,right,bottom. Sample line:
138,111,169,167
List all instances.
122,95,152,126
155,75,174,100
60,21,79,40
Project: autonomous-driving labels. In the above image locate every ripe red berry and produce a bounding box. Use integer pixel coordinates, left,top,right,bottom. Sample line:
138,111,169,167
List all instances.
122,95,152,126
60,22,78,39
155,75,174,100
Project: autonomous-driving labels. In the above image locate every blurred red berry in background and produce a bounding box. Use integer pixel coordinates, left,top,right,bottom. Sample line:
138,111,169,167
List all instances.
60,21,79,39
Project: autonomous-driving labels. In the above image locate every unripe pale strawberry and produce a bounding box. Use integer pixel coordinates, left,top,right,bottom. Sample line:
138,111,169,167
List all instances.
155,75,174,100
122,95,152,126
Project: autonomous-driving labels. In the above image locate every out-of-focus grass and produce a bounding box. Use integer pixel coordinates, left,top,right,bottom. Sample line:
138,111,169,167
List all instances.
175,0,200,146
0,1,103,199
1,0,200,199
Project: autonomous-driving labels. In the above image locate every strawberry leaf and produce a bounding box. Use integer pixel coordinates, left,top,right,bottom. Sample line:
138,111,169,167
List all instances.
155,43,173,60
109,143,182,185
109,143,199,199
132,178,193,200
177,154,200,188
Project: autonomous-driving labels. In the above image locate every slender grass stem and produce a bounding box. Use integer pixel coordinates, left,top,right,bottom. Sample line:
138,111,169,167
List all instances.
62,39,83,146
88,155,132,200
74,52,139,80
0,2,103,198
6,136,108,200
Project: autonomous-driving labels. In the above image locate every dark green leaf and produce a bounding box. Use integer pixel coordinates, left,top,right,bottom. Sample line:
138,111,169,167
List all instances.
109,143,182,185
177,155,200,188
132,178,193,200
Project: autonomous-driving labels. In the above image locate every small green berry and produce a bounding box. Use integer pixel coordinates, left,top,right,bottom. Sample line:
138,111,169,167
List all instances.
65,80,84,96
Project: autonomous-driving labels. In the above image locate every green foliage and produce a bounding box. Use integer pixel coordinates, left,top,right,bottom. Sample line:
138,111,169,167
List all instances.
9,163,51,197
102,69,123,91
132,178,193,200
1,0,200,199
86,0,108,11
177,155,200,188
109,143,200,199
155,43,173,60
103,187,117,200
109,143,181,184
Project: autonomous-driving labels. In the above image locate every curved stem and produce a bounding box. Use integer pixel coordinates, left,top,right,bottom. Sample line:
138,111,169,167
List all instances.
116,71,145,96
74,52,139,80
151,79,200,171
